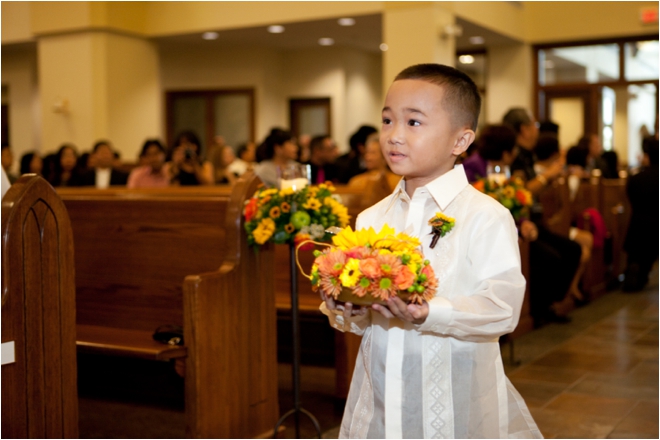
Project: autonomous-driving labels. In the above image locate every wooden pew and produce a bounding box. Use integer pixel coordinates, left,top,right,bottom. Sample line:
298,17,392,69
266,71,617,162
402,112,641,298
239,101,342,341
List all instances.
57,175,279,439
600,174,630,282
2,175,78,438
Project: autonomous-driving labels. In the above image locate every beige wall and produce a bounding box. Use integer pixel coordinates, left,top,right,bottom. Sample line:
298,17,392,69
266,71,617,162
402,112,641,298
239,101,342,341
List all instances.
486,44,534,124
1,45,40,172
160,44,382,153
37,31,160,159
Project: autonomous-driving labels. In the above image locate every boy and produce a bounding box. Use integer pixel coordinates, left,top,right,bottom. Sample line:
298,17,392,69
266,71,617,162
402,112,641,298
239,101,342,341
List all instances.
321,64,542,438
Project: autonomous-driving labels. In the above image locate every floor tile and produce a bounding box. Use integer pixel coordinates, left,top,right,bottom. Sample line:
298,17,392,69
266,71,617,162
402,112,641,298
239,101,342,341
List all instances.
509,378,568,408
531,349,641,374
608,401,659,438
545,392,638,419
529,407,619,439
508,364,588,385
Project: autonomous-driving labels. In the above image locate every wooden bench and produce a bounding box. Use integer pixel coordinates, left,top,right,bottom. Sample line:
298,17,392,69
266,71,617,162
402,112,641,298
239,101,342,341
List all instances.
57,175,279,439
600,174,631,282
2,175,78,438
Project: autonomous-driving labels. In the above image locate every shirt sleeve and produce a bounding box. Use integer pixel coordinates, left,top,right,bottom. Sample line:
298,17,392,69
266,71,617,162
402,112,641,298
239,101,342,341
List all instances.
416,209,526,342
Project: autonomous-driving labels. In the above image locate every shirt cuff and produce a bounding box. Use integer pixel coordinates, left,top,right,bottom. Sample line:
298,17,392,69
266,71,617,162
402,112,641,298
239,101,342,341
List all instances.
415,296,452,333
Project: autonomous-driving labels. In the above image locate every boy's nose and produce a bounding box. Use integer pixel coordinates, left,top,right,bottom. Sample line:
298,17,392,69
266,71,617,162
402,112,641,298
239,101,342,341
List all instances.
387,124,405,145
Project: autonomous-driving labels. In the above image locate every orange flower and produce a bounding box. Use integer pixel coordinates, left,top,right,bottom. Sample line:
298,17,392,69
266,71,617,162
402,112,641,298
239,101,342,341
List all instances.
515,189,528,206
244,198,258,222
359,258,382,279
394,265,416,290
316,249,347,277
473,180,485,192
320,276,342,299
281,202,291,213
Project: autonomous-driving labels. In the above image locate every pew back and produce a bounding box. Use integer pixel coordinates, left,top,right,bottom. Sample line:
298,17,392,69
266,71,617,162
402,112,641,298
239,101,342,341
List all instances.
2,175,78,439
57,187,232,332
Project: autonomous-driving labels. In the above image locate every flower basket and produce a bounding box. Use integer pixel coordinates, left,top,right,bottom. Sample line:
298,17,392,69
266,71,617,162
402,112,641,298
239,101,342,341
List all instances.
297,225,438,306
243,182,350,248
336,287,411,306
472,176,532,222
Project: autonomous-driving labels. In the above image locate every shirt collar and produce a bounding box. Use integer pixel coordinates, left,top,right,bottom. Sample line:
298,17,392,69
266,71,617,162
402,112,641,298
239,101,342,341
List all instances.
384,164,469,213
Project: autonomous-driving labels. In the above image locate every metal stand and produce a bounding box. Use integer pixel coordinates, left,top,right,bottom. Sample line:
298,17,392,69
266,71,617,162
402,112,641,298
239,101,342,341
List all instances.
273,243,322,439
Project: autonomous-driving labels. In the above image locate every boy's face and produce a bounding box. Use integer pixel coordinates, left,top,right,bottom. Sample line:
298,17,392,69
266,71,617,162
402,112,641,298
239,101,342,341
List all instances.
380,79,474,188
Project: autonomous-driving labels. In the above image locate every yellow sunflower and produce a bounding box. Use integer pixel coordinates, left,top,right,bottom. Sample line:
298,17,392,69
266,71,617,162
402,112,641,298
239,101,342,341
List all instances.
269,206,281,219
339,258,361,287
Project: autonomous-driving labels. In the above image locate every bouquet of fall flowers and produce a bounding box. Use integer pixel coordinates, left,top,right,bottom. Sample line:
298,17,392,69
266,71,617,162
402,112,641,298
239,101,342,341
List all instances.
301,225,438,306
244,182,350,248
472,176,533,222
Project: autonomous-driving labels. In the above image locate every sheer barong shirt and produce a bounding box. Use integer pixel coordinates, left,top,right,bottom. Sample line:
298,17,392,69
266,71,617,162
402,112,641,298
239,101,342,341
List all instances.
321,165,542,439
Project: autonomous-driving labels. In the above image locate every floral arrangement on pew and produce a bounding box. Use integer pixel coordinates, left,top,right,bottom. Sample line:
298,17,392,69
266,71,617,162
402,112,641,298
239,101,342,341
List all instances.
243,182,350,248
299,225,438,306
472,176,533,222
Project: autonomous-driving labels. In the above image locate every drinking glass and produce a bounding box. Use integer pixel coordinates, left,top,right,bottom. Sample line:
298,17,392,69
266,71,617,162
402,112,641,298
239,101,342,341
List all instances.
278,163,310,191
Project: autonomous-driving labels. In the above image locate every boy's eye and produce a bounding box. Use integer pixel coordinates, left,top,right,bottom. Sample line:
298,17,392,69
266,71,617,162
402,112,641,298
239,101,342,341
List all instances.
408,119,421,127
382,118,392,125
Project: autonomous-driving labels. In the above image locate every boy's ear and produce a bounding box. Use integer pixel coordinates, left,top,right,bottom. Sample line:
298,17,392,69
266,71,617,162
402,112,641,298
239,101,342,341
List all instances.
451,128,476,156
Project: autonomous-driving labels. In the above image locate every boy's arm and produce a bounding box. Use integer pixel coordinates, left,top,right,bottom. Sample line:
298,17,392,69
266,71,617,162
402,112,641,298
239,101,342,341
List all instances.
415,210,525,342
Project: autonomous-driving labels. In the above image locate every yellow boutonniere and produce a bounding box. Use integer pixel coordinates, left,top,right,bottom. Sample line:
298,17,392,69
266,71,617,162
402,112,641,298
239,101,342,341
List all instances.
428,212,455,249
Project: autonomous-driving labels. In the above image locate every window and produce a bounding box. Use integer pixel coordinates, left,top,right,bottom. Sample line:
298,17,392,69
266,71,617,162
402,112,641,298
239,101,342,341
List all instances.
539,44,620,86
166,89,255,153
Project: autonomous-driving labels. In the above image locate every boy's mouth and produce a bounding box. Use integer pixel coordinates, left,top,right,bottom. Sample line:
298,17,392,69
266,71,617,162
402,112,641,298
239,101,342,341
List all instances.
388,151,407,163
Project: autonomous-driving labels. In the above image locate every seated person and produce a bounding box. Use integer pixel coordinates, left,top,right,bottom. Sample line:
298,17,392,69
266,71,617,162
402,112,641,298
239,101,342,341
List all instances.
20,151,43,176
306,134,340,184
1,144,18,184
127,139,169,188
227,142,256,177
254,128,299,188
75,140,129,188
347,133,400,191
335,125,377,183
46,144,80,187
534,134,593,305
165,130,214,186
212,145,238,185
623,138,659,291
565,145,589,201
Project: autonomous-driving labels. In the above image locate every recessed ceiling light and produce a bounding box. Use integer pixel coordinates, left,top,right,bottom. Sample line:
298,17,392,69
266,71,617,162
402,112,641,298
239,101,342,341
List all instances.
268,25,285,34
338,17,355,26
469,36,485,45
202,32,219,40
379,43,389,52
318,38,335,46
458,54,475,65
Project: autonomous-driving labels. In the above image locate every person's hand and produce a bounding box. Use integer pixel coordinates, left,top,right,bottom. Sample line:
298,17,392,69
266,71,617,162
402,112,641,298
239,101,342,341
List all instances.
321,290,368,319
544,156,565,180
171,146,186,164
519,220,538,242
372,296,429,325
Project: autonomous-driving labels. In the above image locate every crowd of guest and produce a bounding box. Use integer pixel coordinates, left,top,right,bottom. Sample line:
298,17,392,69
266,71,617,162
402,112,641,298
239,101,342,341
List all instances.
1,114,656,323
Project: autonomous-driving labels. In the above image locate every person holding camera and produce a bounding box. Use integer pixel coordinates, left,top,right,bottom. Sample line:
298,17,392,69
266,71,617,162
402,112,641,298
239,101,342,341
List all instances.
165,130,214,185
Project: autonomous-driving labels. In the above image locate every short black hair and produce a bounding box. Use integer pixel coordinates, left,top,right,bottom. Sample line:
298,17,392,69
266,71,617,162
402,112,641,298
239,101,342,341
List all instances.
535,134,560,161
310,135,330,153
20,152,39,174
643,137,659,166
140,139,165,157
476,125,517,162
566,146,589,168
349,125,377,153
259,128,294,161
394,63,481,131
93,140,112,153
502,108,533,135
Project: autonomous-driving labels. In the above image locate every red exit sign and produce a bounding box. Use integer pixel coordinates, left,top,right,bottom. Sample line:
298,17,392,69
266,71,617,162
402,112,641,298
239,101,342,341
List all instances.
640,7,658,24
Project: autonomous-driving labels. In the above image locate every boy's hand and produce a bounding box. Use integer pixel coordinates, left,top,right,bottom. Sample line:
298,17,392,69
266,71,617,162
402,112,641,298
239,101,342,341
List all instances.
372,297,429,325
322,291,368,319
